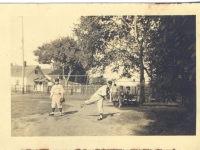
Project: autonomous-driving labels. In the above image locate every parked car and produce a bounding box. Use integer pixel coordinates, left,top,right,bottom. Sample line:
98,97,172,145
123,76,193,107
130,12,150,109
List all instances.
112,85,139,106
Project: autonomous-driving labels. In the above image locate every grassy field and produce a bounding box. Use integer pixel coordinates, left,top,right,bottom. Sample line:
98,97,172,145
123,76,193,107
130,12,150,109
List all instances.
11,93,90,118
11,94,196,135
134,106,196,135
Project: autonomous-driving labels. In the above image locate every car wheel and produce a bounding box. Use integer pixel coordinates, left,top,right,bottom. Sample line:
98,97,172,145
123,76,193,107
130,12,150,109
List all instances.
114,101,119,107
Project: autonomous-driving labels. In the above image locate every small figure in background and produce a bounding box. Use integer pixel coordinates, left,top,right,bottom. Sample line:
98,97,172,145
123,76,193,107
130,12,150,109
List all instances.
111,83,118,102
118,86,124,108
125,86,131,100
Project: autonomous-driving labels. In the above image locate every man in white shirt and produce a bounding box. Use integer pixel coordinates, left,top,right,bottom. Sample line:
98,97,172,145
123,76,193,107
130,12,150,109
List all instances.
49,78,65,116
80,80,112,121
111,83,118,102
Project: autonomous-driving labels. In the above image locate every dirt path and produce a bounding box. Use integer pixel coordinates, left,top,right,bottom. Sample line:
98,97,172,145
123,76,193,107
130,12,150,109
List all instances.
11,100,154,136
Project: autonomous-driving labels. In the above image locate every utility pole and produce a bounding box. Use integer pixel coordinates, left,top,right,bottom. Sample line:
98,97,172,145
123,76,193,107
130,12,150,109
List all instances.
63,64,65,80
21,16,25,94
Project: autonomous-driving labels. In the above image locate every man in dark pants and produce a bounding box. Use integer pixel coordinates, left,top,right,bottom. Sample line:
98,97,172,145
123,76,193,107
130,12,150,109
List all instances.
118,86,124,108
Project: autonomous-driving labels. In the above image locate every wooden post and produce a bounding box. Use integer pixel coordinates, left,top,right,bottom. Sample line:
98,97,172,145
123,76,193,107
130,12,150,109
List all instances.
71,86,73,95
21,16,25,94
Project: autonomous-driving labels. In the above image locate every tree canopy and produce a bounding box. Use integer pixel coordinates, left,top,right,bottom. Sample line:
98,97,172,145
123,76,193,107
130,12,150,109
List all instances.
33,36,86,82
33,15,196,110
73,15,196,108
148,16,196,111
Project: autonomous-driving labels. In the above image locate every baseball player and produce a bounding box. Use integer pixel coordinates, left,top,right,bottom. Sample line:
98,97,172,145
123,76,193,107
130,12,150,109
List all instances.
80,80,112,121
49,78,65,116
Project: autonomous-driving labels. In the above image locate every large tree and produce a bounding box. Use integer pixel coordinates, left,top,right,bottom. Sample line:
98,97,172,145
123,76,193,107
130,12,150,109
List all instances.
73,16,160,103
73,15,196,108
33,36,85,84
148,16,196,111
73,16,138,76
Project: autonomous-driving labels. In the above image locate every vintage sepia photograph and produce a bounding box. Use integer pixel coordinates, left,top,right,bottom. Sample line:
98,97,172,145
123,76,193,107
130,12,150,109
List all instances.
0,3,199,150
11,14,196,136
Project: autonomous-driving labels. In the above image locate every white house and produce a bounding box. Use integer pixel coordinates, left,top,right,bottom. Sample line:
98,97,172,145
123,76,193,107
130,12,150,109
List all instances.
11,65,49,92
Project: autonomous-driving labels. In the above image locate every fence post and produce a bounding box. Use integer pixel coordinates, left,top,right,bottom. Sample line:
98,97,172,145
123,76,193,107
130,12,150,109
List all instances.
71,86,73,95
81,85,85,95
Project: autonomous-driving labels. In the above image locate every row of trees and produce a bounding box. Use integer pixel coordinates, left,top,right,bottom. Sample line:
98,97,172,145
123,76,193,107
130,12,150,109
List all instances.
34,15,196,110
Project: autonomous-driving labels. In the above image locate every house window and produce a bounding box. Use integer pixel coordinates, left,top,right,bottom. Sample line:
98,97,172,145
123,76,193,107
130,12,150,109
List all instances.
35,70,38,74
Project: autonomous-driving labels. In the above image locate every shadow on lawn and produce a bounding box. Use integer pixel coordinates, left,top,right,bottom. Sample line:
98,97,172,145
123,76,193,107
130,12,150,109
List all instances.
63,110,78,115
106,103,138,110
88,112,120,119
54,110,78,121
133,109,196,135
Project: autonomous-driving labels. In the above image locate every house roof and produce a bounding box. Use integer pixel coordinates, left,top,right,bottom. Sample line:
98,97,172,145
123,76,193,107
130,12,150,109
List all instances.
48,68,63,75
34,77,50,82
11,65,41,77
40,68,54,75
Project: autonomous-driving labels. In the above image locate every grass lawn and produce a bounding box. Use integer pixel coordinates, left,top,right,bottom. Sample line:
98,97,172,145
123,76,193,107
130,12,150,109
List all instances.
134,106,196,135
11,94,196,135
11,93,90,118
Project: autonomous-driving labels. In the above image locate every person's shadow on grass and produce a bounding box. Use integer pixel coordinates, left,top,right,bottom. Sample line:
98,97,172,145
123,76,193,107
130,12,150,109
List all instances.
88,112,119,119
63,110,78,115
55,110,78,121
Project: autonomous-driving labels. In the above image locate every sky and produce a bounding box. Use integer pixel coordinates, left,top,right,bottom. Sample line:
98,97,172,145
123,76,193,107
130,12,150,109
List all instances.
11,15,80,67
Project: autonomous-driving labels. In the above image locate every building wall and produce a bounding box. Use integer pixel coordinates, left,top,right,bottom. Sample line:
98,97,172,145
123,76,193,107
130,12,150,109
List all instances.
11,66,45,92
26,67,45,91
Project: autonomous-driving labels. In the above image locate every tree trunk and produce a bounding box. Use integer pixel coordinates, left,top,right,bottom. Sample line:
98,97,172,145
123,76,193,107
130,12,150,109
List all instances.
155,87,159,102
75,71,78,82
86,74,89,85
134,15,145,104
139,46,145,103
65,66,73,88
63,65,65,80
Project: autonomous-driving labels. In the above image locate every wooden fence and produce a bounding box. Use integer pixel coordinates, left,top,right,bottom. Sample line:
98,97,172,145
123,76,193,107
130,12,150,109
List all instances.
11,84,103,95
11,85,32,94
63,84,102,95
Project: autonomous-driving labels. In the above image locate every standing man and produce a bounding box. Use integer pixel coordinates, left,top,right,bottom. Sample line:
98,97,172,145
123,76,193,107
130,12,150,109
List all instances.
80,80,112,121
49,78,65,116
125,86,131,100
118,86,124,108
111,83,118,102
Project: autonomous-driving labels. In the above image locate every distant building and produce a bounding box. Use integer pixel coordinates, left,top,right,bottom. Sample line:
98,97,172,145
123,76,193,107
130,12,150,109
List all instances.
47,68,63,80
40,68,54,80
11,65,49,92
